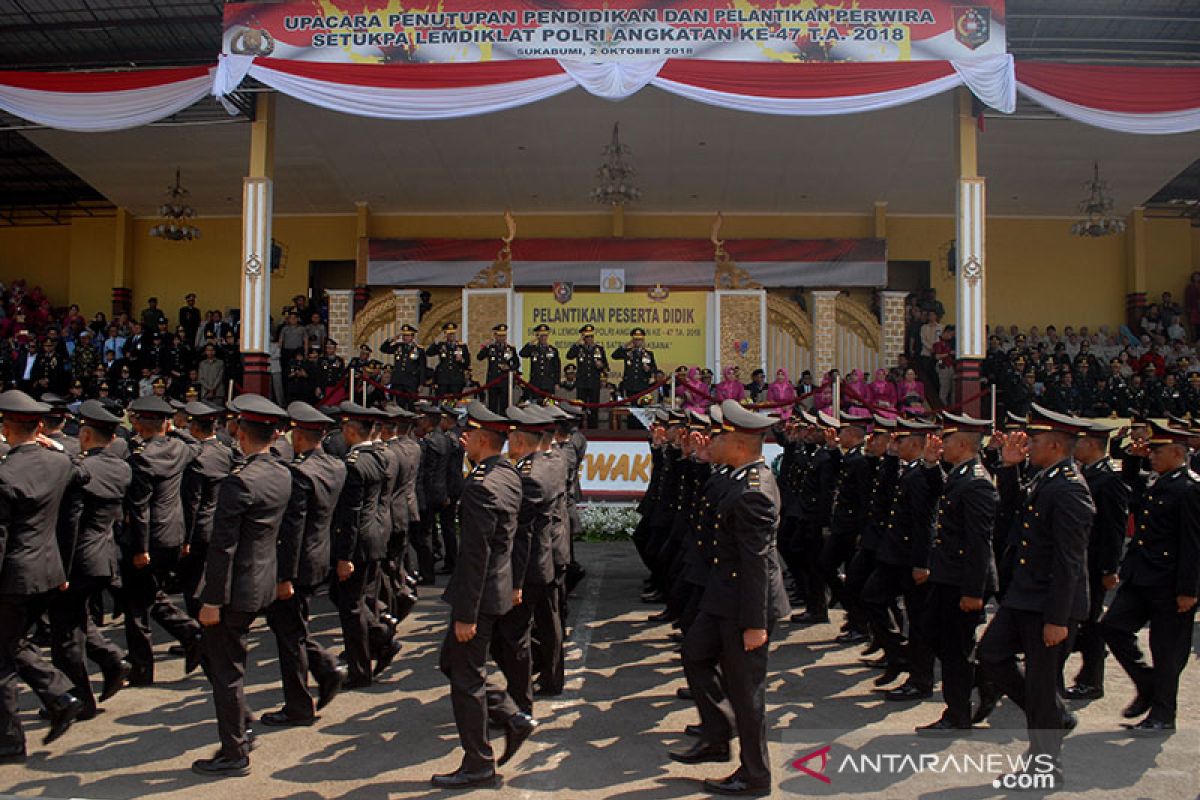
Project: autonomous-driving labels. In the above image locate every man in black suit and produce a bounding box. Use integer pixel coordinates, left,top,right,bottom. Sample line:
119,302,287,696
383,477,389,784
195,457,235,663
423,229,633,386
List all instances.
1100,420,1200,735
192,394,292,777
915,412,998,737
432,402,529,790
262,402,348,727
179,402,236,621
566,324,607,428
50,400,133,720
122,395,203,684
179,293,201,345
671,400,791,798
0,391,85,762
979,406,1095,776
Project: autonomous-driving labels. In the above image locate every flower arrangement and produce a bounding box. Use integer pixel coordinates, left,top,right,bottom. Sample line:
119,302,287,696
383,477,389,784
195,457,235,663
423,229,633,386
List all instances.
578,503,639,541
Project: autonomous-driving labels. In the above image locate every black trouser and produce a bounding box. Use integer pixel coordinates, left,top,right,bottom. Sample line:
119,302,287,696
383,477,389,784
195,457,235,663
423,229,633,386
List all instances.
390,381,419,408
412,513,437,583
842,546,876,634
435,382,464,401
0,593,75,749
1068,572,1109,688
485,380,511,415
266,589,340,720
919,582,984,727
528,581,564,694
683,612,774,787
331,563,374,684
492,597,534,716
796,523,829,616
121,549,200,681
1100,582,1196,725
437,500,460,570
201,608,256,760
576,386,599,428
819,528,858,618
177,540,208,620
439,612,518,772
49,576,125,712
863,563,934,690
979,607,1076,759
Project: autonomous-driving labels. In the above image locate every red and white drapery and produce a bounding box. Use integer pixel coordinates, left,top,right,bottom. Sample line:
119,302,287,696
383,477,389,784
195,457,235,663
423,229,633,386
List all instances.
0,57,1197,135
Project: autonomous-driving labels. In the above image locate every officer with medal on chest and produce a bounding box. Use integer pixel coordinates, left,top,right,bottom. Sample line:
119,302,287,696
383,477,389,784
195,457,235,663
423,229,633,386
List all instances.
519,324,561,403
478,324,520,415
380,324,425,407
430,323,470,398
567,324,608,428
612,327,657,401
671,400,790,798
979,405,1095,779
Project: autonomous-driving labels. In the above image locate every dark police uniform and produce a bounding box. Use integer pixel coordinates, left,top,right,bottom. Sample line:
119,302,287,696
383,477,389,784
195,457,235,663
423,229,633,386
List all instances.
180,404,236,620
380,326,425,405
981,443,1094,760
821,433,872,632
388,417,423,588
566,324,607,427
1101,446,1200,730
196,408,292,772
430,324,470,398
437,415,466,574
611,329,657,399
519,326,561,401
414,406,450,583
477,326,520,414
265,420,347,723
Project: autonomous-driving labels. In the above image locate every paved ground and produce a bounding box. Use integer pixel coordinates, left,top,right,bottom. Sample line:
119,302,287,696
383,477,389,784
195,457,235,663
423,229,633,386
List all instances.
1,542,1198,799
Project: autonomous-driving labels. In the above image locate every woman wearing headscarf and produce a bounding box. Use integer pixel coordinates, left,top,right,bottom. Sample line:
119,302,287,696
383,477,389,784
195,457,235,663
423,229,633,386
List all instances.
681,366,712,414
767,368,798,419
868,368,898,420
897,367,928,416
715,365,746,403
843,368,872,418
813,370,835,412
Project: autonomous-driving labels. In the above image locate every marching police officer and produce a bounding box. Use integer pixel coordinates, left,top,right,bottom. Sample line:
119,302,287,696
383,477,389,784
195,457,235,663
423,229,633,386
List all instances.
437,406,465,575
1100,419,1200,735
612,328,657,400
0,390,85,761
432,402,529,790
191,394,292,777
380,324,425,406
566,324,607,428
477,324,520,414
519,324,561,402
179,402,236,621
915,412,998,737
671,400,790,798
430,323,470,398
979,406,1095,775
262,402,348,727
413,401,450,584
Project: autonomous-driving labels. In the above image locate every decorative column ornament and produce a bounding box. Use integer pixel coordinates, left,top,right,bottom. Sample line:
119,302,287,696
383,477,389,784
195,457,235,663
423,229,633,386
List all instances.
955,176,986,415
240,176,272,395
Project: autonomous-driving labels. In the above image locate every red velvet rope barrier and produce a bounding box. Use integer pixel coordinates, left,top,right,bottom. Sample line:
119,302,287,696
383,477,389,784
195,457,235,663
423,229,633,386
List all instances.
515,374,671,409
359,373,505,402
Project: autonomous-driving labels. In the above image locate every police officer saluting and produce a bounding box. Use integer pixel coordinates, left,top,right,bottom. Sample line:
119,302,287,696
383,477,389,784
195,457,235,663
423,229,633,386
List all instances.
381,324,425,407
191,394,292,777
430,323,470,398
262,402,349,727
612,327,657,400
566,324,607,428
478,324,520,414
672,400,790,798
0,390,85,761
1100,419,1200,736
519,324,561,403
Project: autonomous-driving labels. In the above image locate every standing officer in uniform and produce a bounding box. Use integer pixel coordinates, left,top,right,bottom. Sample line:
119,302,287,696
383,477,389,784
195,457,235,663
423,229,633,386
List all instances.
122,395,203,685
438,405,466,575
612,328,657,402
1100,419,1200,735
179,402,235,621
50,400,133,720
0,390,84,761
671,400,790,798
477,324,520,414
430,323,470,398
979,406,1095,776
566,324,607,428
432,402,529,790
915,412,998,736
381,324,425,407
413,401,450,583
262,402,348,727
330,403,389,689
519,324,561,403
1062,421,1130,701
191,394,292,777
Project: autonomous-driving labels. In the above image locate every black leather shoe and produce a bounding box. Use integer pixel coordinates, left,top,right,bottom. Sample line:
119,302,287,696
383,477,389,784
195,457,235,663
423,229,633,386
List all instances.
647,610,673,623
373,639,402,677
1062,710,1078,731
668,631,684,644
886,684,933,702
100,660,132,703
430,766,498,789
641,590,665,603
874,665,907,687
702,772,770,796
167,644,186,657
44,694,83,745
860,655,890,668
1062,683,1103,701
259,710,315,728
835,630,870,645
972,685,1000,724
1122,694,1152,719
790,611,829,625
184,635,203,676
1125,718,1174,736
0,743,26,764
916,718,972,737
676,687,693,701
861,640,882,657
317,666,347,711
191,753,251,777
685,724,704,738
127,669,153,687
669,740,731,764
498,712,538,766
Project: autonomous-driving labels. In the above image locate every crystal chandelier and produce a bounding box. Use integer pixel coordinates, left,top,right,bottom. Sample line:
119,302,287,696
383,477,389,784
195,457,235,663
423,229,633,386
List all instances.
591,123,641,207
1070,162,1126,238
149,168,201,241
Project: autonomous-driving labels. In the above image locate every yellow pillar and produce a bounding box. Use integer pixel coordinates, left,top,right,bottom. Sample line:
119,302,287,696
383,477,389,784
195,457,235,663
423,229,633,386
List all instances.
249,93,275,180
240,92,276,395
612,204,626,238
354,200,371,311
873,201,887,239
954,87,986,415
1125,206,1147,327
111,207,134,317
956,87,979,179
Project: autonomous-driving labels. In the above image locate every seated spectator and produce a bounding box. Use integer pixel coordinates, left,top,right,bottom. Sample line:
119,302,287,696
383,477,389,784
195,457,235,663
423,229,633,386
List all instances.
843,368,872,418
767,369,796,419
868,368,897,419
715,366,745,402
744,369,768,403
897,368,927,416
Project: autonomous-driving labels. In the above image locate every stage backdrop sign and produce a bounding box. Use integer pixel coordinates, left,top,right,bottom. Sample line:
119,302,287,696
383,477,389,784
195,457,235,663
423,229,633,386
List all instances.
224,1,1006,64
580,437,782,497
520,290,708,374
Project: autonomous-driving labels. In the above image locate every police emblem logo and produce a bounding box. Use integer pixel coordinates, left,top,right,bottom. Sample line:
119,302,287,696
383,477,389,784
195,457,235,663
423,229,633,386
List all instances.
953,6,991,50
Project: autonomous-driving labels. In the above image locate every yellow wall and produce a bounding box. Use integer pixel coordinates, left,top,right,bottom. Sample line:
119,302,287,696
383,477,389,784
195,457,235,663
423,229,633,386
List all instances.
1,210,1195,334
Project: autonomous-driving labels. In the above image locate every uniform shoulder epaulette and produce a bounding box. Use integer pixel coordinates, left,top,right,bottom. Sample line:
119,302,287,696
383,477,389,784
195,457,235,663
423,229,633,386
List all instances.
347,451,359,465
747,466,761,489
231,463,245,476
519,458,534,476
972,463,988,478
1186,469,1200,484
133,442,147,456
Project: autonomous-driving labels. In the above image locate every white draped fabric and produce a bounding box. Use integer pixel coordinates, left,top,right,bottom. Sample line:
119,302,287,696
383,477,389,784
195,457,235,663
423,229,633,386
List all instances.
1017,83,1200,135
